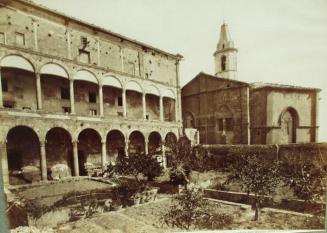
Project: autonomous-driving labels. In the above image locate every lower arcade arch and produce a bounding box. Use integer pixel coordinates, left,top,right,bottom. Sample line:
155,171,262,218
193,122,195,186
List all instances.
148,131,162,155
45,127,73,179
128,131,145,156
164,132,178,167
77,128,102,175
6,126,40,185
106,130,125,164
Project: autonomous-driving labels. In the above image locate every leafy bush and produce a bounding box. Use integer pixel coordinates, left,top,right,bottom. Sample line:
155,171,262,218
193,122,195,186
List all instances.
162,187,233,230
115,153,163,182
24,198,54,219
169,164,191,186
226,154,281,220
111,182,141,207
280,161,326,202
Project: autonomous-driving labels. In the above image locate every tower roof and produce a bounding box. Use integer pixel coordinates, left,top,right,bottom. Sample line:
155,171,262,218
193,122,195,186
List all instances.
216,23,236,51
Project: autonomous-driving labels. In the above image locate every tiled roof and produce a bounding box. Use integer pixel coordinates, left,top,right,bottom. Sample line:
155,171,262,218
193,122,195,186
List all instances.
250,82,321,91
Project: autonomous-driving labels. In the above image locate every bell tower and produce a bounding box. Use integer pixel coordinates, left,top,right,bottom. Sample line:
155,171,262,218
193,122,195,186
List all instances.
214,23,238,80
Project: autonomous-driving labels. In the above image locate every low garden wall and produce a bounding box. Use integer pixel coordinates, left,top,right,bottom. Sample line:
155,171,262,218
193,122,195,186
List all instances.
194,143,327,170
204,189,326,214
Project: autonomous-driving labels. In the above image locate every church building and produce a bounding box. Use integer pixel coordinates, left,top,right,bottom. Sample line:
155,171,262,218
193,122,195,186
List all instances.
182,23,320,145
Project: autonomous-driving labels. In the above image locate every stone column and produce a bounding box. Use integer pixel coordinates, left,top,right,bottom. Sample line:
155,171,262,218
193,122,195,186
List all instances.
36,73,42,110
0,141,9,186
124,139,129,157
142,93,146,120
70,79,75,114
159,95,164,122
0,140,9,230
99,84,104,117
72,140,79,176
161,140,167,169
122,88,127,118
144,139,149,155
174,98,178,123
101,140,107,169
40,140,47,181
0,68,3,108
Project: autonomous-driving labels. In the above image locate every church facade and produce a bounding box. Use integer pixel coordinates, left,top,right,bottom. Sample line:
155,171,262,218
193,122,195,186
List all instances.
182,24,320,145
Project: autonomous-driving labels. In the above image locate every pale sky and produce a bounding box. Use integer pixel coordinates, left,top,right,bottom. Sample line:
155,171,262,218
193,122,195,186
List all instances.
32,0,327,142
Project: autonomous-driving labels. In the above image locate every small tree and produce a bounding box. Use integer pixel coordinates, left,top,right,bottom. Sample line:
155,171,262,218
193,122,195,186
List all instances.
165,137,196,187
115,153,163,183
163,187,233,230
226,154,281,221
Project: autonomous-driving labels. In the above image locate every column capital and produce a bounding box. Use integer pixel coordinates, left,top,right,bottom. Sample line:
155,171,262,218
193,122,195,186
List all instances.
72,139,78,146
39,140,46,146
0,140,7,148
101,139,106,144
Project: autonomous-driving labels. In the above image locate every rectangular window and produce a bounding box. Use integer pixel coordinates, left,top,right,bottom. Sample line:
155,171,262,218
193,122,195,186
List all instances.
225,118,233,131
0,32,5,44
2,79,8,92
217,118,223,131
60,87,70,100
79,49,90,64
117,96,123,106
89,92,96,103
62,107,71,113
15,32,25,46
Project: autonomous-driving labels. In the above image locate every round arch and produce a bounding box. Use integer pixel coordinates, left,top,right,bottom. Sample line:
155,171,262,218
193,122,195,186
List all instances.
40,63,69,79
148,131,162,155
125,80,143,93
45,127,73,179
77,128,102,175
128,130,145,156
102,75,123,89
145,84,160,96
164,132,178,168
1,54,35,72
278,107,299,144
74,69,98,84
183,111,195,128
6,126,41,185
106,129,125,163
278,107,299,127
162,89,175,99
165,132,177,145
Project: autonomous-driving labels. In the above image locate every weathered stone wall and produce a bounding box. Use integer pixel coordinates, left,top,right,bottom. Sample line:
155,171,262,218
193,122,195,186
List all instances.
197,143,327,167
2,69,38,110
0,3,179,86
41,75,70,113
182,74,249,144
266,90,316,144
249,89,267,144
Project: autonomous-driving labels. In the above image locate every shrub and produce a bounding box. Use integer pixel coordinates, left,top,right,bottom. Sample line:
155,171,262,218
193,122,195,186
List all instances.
24,198,54,219
226,154,281,221
162,187,233,230
280,161,326,202
115,153,163,182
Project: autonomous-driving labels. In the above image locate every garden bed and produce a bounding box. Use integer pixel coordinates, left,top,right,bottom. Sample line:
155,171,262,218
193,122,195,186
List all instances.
55,197,325,232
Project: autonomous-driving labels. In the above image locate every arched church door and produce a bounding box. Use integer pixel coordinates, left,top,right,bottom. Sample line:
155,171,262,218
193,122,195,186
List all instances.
280,110,297,143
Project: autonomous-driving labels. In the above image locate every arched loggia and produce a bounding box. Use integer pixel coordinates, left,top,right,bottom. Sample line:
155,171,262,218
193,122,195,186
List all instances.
6,126,41,185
